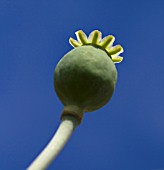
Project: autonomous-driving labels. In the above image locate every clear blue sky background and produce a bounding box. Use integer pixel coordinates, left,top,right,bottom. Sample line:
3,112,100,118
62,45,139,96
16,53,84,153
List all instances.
0,0,164,169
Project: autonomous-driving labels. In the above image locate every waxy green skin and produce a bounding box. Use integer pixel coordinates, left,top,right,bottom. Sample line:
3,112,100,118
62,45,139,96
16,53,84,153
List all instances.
54,45,117,112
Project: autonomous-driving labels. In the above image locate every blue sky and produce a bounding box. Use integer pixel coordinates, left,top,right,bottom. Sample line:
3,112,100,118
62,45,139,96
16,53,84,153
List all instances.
0,0,164,169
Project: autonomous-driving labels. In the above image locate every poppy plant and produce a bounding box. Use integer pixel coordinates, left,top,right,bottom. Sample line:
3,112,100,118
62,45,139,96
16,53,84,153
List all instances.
27,30,124,170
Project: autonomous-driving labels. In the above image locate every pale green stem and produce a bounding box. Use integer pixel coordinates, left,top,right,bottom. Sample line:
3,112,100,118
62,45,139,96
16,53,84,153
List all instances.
27,115,79,170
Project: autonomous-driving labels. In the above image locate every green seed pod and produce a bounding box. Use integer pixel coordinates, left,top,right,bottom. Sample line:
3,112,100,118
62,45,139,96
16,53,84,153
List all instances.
55,45,117,111
54,30,124,121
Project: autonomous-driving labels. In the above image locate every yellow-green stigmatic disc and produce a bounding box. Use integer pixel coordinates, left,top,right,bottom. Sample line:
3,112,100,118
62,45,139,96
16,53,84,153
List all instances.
69,30,124,63
54,45,117,112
